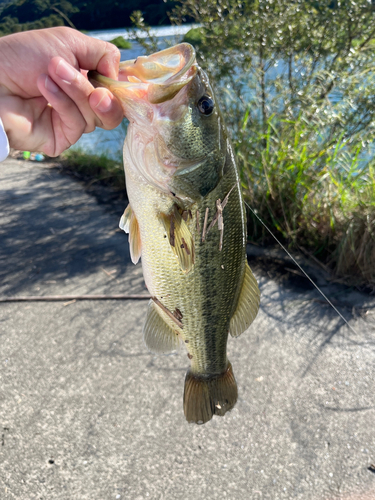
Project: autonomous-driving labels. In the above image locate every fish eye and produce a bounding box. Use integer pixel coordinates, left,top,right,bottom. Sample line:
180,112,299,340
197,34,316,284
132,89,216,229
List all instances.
197,95,214,116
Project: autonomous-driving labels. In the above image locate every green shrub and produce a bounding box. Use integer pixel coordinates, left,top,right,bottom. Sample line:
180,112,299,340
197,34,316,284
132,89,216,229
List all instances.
183,27,204,47
109,36,132,49
171,0,375,287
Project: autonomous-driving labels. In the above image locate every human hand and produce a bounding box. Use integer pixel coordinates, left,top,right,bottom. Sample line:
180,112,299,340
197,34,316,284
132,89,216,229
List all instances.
0,27,124,156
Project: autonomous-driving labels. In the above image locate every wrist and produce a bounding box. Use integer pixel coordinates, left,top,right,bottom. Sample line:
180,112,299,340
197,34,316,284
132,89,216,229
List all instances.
0,96,15,143
0,116,10,162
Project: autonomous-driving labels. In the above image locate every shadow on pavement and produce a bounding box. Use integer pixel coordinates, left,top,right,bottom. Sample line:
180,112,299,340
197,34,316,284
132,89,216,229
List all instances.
0,161,145,296
1,159,375,499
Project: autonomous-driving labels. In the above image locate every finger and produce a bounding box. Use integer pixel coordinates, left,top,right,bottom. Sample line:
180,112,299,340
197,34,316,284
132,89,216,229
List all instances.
89,87,124,130
49,57,123,133
37,74,87,155
53,27,120,79
0,28,121,100
48,56,100,133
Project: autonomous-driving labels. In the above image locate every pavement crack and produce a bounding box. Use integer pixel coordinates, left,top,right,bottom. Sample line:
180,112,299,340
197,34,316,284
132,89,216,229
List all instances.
1,427,9,446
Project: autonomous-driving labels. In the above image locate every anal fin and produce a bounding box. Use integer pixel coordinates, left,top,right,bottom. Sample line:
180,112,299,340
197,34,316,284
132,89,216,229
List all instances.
143,299,181,354
119,204,142,264
160,206,195,273
229,262,260,338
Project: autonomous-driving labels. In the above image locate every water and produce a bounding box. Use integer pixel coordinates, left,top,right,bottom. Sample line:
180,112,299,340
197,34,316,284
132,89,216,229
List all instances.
72,24,198,159
75,25,368,166
87,24,198,42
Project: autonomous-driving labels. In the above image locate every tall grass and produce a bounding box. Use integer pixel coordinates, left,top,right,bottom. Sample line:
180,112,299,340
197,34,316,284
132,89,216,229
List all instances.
169,0,375,288
236,114,375,287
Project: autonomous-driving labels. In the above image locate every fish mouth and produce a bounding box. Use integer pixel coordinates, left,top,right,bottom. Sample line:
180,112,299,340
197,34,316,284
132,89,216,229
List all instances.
88,43,196,106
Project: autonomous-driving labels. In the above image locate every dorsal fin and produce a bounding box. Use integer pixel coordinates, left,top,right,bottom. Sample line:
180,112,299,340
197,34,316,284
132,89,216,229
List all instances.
229,262,260,338
160,206,195,273
143,299,181,354
119,204,142,264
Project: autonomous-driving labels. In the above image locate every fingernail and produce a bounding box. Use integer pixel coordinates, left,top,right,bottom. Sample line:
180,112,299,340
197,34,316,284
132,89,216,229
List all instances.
56,59,77,83
95,93,112,113
45,75,59,93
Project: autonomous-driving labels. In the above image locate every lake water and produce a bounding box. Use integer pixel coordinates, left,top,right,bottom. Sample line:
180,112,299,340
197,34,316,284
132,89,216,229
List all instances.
74,27,374,170
72,24,198,159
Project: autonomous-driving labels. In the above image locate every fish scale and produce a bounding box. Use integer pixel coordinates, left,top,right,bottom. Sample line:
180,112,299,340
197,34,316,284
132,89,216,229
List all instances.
89,43,260,424
128,156,244,374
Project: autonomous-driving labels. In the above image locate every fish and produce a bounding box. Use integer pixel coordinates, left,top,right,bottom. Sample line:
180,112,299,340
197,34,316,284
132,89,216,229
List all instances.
88,43,260,424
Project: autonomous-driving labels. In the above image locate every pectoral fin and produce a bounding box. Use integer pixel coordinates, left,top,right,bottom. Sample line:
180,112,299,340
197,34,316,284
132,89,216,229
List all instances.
143,299,181,354
119,205,142,264
119,205,131,232
229,262,260,338
160,207,195,273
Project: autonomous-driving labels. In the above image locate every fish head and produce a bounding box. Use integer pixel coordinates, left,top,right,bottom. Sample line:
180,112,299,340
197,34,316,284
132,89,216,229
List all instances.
89,43,227,200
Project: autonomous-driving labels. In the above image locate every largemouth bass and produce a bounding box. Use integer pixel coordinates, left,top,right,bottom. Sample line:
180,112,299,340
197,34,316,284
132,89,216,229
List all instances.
89,43,260,424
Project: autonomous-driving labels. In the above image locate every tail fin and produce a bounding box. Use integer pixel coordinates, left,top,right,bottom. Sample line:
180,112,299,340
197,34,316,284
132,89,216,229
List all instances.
183,362,238,424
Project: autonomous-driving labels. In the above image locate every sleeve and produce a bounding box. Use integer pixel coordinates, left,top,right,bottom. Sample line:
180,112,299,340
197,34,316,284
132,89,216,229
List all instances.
0,117,10,162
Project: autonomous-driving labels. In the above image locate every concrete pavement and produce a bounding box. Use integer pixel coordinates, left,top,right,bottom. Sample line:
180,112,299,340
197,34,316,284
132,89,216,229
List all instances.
0,158,374,500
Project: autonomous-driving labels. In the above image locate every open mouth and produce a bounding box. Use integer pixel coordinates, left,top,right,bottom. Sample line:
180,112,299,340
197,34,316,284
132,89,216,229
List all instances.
88,43,196,105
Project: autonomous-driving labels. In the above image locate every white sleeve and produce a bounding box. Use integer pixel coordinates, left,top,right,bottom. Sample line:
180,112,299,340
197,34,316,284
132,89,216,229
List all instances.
0,117,10,162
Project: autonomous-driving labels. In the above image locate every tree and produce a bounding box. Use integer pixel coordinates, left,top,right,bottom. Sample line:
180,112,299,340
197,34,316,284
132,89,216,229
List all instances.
174,0,375,285
0,0,78,34
0,0,177,34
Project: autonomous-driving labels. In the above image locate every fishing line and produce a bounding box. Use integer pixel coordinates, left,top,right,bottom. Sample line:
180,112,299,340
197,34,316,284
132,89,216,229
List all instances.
244,200,359,335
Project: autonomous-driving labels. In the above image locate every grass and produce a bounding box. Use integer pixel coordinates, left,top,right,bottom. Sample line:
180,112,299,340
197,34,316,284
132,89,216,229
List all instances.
237,116,375,289
59,136,375,289
60,148,125,190
173,0,375,290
